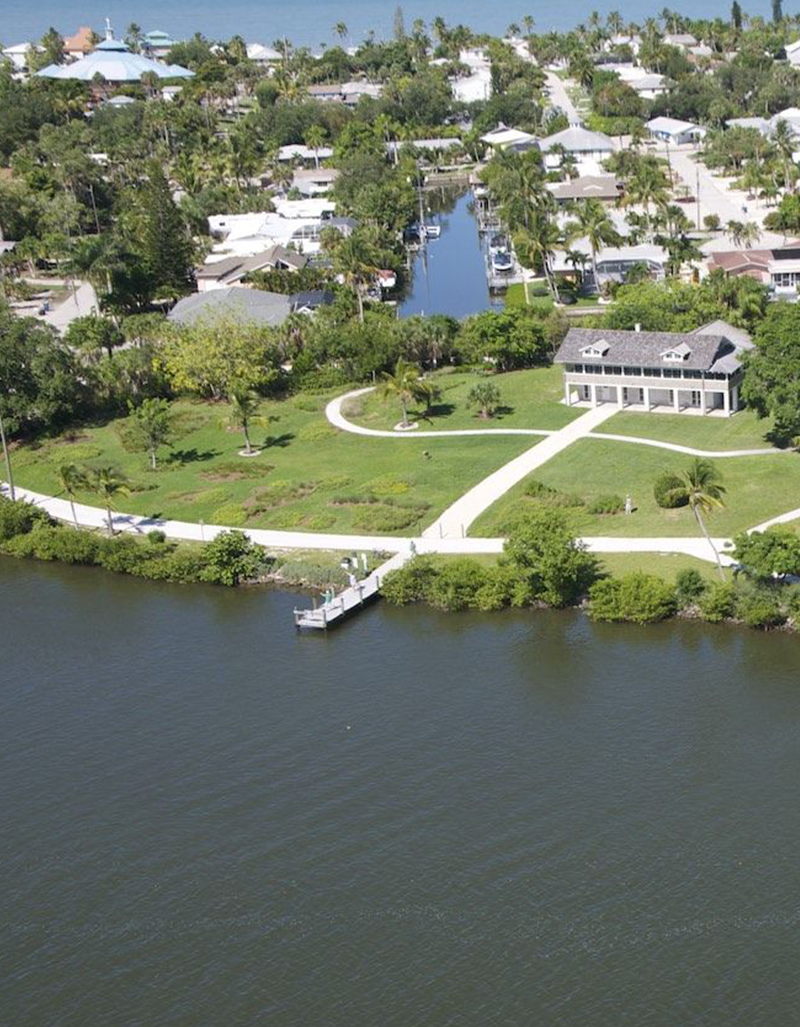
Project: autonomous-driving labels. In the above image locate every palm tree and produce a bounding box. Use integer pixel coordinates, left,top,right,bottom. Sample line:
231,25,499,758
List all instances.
324,230,381,322
567,199,622,293
468,382,502,419
772,119,796,194
669,459,727,579
229,388,260,455
90,467,131,537
514,209,563,303
378,360,424,428
304,125,327,169
58,463,87,528
0,408,14,501
627,163,669,236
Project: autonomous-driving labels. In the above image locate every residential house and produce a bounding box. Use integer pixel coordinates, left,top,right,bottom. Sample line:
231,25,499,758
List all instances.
2,42,40,73
386,138,463,161
785,38,800,66
538,125,615,172
208,199,352,257
708,244,800,296
277,144,334,164
646,116,705,145
663,33,698,49
143,30,176,57
549,176,623,205
63,26,94,61
555,324,748,415
480,124,538,154
306,81,382,106
168,287,293,327
726,116,772,135
291,167,340,196
195,247,308,292
246,43,282,65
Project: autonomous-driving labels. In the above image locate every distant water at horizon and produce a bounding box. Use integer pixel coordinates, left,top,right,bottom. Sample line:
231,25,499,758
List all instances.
3,0,774,48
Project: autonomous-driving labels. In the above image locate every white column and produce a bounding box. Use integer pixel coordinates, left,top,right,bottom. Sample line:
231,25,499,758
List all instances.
564,379,571,406
673,388,681,412
591,383,598,408
723,386,730,416
617,385,624,408
700,389,707,415
732,386,739,412
644,386,651,411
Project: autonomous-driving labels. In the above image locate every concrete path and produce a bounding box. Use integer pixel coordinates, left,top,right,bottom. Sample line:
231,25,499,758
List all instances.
326,389,555,439
422,405,617,539
4,483,734,565
589,431,785,459
329,388,785,458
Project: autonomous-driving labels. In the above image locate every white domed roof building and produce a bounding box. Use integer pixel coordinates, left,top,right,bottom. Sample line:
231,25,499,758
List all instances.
36,23,193,82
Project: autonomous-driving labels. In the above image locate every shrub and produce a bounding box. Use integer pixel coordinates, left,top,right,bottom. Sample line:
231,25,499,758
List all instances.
137,546,207,583
200,530,266,586
587,494,624,515
589,573,677,624
426,558,487,611
0,496,52,541
675,568,707,607
524,479,584,508
654,472,688,509
382,557,439,604
505,508,597,607
474,564,534,610
96,536,156,575
211,503,248,527
146,529,167,545
785,585,800,623
698,582,736,623
352,504,423,532
736,587,786,630
298,421,337,442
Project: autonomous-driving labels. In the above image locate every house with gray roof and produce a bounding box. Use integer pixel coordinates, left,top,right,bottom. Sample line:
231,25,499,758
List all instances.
554,324,750,415
168,287,293,327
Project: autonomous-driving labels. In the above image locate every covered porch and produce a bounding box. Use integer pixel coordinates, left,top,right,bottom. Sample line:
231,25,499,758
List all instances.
565,381,737,416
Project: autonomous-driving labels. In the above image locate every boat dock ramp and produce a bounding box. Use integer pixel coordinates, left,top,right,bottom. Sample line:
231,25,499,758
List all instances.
293,551,410,630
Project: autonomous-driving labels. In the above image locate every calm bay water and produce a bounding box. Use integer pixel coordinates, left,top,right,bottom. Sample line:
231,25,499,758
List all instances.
400,190,498,318
3,556,800,1025
3,0,774,47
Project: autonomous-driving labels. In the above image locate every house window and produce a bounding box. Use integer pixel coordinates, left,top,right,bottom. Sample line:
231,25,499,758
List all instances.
584,364,601,374
623,366,642,376
642,367,662,377
603,366,623,375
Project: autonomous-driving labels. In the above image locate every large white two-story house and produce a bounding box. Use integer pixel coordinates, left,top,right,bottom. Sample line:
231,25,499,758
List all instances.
555,323,752,416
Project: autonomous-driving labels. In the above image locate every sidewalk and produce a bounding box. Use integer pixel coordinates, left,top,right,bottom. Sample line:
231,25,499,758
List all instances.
422,405,617,539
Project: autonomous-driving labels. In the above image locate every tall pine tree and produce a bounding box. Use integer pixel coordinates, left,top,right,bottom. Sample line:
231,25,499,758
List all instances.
136,162,194,300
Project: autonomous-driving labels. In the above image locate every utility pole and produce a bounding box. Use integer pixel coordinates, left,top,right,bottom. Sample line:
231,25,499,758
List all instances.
696,164,701,230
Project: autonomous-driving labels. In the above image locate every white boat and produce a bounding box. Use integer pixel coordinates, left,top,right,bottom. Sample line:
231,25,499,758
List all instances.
422,223,441,239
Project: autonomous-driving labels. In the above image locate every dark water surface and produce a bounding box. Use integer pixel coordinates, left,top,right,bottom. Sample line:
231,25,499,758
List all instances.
3,557,800,1026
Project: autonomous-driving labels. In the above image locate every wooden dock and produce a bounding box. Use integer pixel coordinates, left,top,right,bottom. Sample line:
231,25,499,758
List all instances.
293,551,410,630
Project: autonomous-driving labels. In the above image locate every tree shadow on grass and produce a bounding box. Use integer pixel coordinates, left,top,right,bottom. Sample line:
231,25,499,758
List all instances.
166,448,221,466
418,403,456,423
261,432,295,448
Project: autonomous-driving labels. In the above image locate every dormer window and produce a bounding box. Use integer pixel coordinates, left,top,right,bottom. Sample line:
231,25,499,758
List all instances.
661,343,691,362
580,340,610,358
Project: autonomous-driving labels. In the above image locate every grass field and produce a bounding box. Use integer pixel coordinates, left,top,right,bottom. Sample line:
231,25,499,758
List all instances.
470,437,800,538
596,410,779,451
429,551,726,581
11,392,533,536
345,366,581,432
505,283,601,311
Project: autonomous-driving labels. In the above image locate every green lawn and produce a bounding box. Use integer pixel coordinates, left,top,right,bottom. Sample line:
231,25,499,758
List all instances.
11,392,533,536
345,366,581,432
505,283,601,311
595,552,727,583
470,437,800,538
596,410,779,451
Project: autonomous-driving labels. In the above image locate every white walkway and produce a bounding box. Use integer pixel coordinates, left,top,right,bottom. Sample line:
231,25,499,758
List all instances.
42,281,99,334
422,405,617,539
545,71,581,124
326,389,554,439
3,483,733,564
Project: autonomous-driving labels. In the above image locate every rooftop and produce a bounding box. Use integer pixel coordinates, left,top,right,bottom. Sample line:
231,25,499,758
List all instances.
168,287,292,327
555,327,741,374
538,126,614,153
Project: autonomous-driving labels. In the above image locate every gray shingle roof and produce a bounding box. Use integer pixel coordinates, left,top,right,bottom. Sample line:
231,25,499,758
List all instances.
168,287,292,327
555,327,740,372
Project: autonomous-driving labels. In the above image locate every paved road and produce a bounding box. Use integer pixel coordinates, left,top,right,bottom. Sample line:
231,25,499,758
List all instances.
545,71,580,123
42,281,99,333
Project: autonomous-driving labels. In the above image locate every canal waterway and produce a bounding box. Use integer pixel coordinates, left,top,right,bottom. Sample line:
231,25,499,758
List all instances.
400,189,499,320
3,556,800,1026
